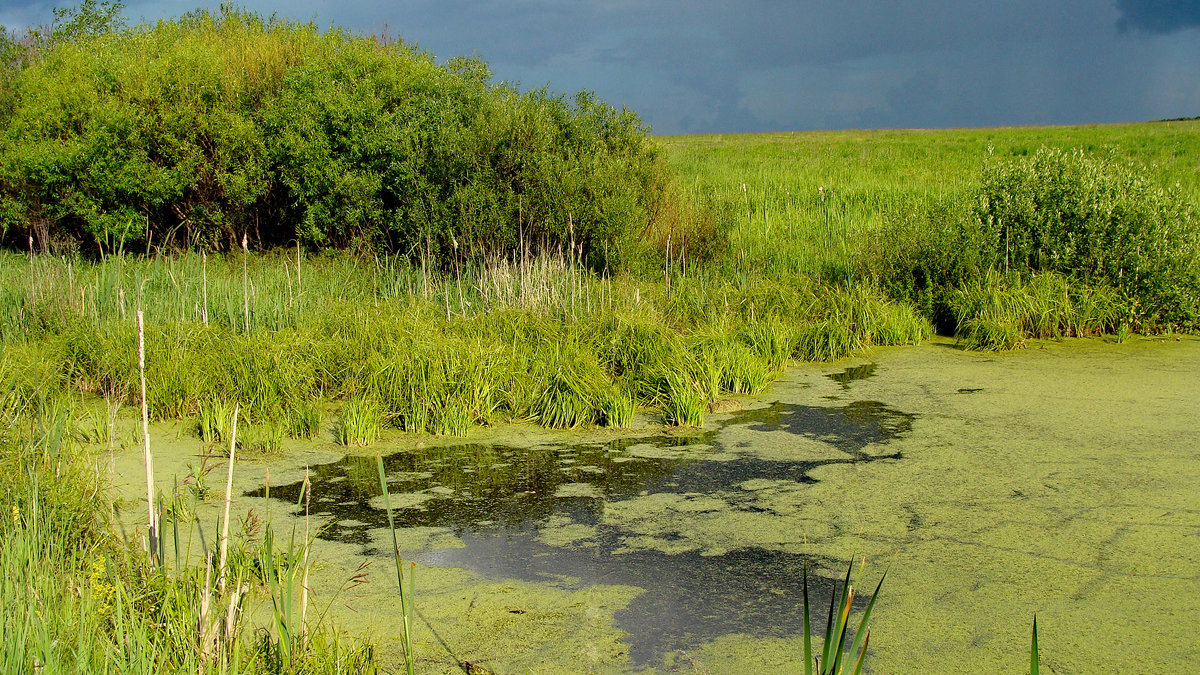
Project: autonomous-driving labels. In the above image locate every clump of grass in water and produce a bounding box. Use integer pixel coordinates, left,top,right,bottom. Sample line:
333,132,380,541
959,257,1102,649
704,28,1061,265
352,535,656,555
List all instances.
535,366,603,429
431,400,472,437
196,398,236,443
337,398,381,446
1115,323,1132,343
949,271,1122,350
240,419,285,455
662,375,706,427
286,400,322,439
801,559,884,675
713,342,774,394
599,389,635,428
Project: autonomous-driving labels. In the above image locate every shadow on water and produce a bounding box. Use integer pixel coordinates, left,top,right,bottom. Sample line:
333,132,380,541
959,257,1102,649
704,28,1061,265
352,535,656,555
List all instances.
826,362,877,390
250,398,915,667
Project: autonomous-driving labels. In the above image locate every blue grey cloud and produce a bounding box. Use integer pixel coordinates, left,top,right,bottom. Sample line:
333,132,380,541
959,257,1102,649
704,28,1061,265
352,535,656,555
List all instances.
3,1,1199,133
1117,0,1200,33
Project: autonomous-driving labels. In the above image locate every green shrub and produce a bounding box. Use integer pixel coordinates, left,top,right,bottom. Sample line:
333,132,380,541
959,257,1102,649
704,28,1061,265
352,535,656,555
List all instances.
865,147,1200,335
978,147,1200,329
0,7,667,271
856,196,994,329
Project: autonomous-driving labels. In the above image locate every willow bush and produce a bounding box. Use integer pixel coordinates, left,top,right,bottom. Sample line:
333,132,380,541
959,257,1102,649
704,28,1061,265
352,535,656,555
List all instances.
977,147,1200,330
863,147,1200,334
0,7,667,271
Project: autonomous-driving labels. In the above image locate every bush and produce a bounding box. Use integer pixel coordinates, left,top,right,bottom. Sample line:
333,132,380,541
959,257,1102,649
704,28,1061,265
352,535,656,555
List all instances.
857,196,994,330
0,7,667,271
865,147,1200,334
977,147,1200,330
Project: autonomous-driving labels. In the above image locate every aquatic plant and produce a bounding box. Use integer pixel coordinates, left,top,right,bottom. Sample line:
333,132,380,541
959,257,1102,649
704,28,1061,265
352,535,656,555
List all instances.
241,419,286,455
196,398,237,444
286,400,323,439
337,398,381,446
662,374,706,427
0,381,376,672
801,559,885,675
375,455,416,675
1031,616,1040,675
599,389,635,428
950,271,1121,349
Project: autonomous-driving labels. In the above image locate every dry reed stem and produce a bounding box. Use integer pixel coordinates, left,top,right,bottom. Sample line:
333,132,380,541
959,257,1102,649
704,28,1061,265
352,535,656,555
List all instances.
136,309,157,561
241,232,249,332
199,551,217,659
217,401,240,593
300,467,311,648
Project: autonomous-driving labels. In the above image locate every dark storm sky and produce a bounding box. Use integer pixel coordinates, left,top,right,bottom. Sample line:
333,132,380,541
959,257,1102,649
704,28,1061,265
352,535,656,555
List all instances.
3,0,1199,134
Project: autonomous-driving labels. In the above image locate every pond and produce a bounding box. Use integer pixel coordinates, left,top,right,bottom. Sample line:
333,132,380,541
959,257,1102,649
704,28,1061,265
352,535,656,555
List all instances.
126,336,1200,673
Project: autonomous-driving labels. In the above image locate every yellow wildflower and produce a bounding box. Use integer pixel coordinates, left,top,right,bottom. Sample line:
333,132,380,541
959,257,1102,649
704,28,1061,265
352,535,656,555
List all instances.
88,558,116,618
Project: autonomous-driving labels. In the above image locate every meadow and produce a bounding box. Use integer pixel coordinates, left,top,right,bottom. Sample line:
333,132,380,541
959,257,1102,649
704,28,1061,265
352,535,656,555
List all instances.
2,5,1200,672
663,122,1200,281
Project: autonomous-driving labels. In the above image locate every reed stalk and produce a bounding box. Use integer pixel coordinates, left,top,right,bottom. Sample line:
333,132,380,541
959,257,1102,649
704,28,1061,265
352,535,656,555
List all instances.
216,401,240,592
242,232,249,332
376,454,416,675
136,309,157,562
296,240,302,314
300,467,311,648
202,249,209,325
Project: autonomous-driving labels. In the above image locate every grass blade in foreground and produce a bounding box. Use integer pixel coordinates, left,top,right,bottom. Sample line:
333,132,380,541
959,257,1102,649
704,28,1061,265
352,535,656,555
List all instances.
376,454,416,675
1031,615,1039,675
803,563,813,675
801,558,884,674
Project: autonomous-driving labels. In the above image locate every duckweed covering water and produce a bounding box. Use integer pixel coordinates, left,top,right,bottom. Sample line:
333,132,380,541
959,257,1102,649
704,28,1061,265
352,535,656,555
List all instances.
112,336,1200,672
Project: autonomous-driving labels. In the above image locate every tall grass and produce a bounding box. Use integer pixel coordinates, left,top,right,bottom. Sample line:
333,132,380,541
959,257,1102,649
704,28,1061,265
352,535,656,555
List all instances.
662,123,1200,281
0,249,931,437
0,379,375,673
949,271,1121,350
337,398,382,446
663,124,1200,346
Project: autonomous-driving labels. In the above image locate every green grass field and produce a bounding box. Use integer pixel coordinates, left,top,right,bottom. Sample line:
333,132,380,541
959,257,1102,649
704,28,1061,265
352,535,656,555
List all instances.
660,121,1200,279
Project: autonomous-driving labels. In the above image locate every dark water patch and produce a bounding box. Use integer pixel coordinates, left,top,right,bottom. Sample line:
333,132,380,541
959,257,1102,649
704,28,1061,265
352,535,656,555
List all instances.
726,400,913,459
419,530,858,667
827,362,877,389
249,398,912,666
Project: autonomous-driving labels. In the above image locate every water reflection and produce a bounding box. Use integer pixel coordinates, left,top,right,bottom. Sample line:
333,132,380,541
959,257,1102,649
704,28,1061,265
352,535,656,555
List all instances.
826,362,877,389
251,398,914,666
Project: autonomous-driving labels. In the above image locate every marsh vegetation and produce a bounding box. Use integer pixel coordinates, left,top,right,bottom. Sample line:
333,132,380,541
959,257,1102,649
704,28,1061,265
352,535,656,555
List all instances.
2,2,1199,672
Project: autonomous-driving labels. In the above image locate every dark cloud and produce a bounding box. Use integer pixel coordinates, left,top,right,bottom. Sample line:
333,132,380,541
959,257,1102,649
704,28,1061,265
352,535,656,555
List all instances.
1116,0,1200,33
3,0,1200,133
